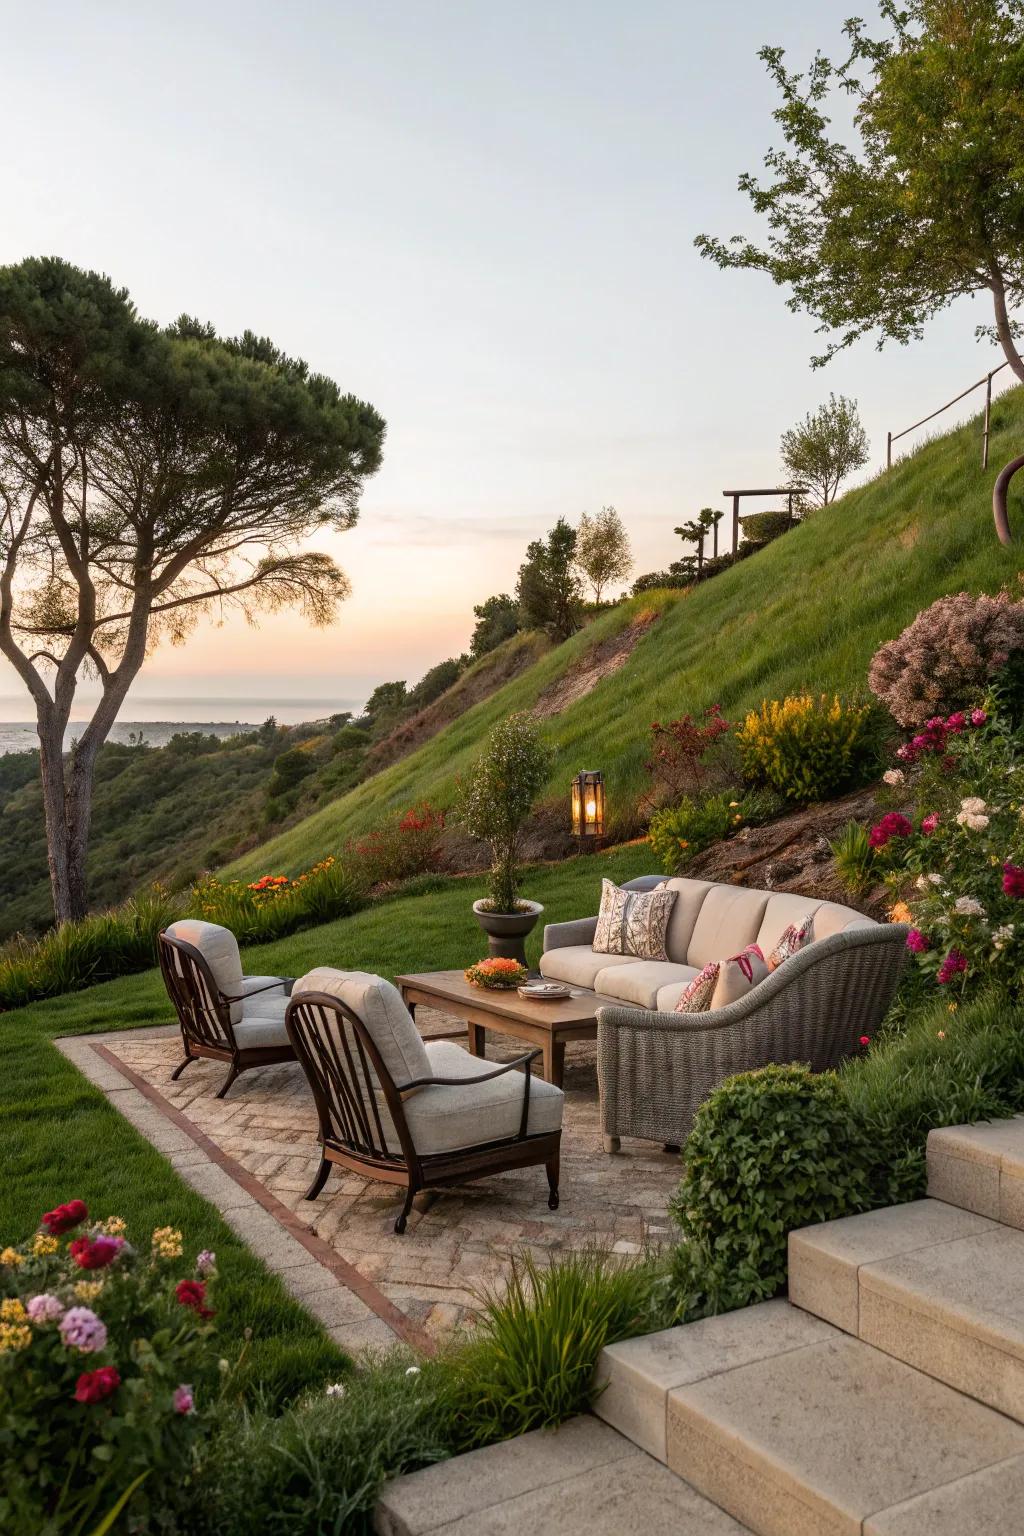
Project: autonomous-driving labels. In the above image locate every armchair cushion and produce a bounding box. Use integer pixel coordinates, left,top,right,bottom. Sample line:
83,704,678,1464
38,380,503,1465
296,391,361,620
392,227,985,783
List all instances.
164,919,245,1023
292,968,431,1087
403,1040,564,1155
538,946,637,990
233,1012,291,1050
240,975,289,999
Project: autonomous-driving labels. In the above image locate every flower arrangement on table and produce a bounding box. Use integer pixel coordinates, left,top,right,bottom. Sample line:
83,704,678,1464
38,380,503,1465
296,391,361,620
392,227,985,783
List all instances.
464,957,528,990
0,1199,222,1534
869,707,1024,997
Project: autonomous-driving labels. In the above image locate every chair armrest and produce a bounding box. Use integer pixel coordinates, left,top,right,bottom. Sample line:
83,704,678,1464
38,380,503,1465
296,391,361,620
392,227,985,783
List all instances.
397,1049,543,1091
227,976,294,1002
543,916,598,952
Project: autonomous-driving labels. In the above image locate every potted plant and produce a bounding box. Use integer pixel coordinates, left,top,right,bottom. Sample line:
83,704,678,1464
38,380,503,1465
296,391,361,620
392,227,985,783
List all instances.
458,712,553,965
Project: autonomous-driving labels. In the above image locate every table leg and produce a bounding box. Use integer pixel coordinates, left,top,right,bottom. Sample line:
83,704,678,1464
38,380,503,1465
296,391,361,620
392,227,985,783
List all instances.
543,1039,566,1088
467,1021,486,1060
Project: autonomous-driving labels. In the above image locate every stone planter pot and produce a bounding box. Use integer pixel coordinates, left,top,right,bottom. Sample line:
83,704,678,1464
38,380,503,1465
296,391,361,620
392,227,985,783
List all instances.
471,899,544,966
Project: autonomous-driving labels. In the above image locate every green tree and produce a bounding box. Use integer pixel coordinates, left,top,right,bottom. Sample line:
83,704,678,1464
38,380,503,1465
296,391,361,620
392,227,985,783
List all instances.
575,506,633,603
267,747,316,799
457,712,553,912
0,257,384,922
780,395,870,506
695,0,1024,382
673,508,724,580
407,656,464,710
363,681,408,721
517,518,583,641
469,594,520,658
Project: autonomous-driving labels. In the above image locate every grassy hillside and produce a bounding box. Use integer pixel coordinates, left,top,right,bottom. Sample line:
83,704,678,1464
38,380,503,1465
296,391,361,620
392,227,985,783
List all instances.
230,388,1024,879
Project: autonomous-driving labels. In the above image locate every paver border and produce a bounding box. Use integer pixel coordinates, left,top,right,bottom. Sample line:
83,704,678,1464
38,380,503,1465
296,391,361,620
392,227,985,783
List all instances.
55,1028,436,1356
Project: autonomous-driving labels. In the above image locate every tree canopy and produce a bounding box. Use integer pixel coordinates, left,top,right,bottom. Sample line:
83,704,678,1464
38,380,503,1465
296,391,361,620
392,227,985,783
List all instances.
516,518,582,641
696,0,1024,381
0,256,385,920
574,506,633,603
469,594,521,658
780,394,870,505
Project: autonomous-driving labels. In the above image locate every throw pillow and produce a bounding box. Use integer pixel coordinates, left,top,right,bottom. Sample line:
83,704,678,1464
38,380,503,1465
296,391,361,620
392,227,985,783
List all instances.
767,914,815,971
592,878,677,960
675,943,769,1014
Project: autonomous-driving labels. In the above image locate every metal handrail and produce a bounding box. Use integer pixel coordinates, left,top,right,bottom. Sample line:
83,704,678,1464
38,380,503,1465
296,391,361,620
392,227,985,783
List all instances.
887,360,1011,471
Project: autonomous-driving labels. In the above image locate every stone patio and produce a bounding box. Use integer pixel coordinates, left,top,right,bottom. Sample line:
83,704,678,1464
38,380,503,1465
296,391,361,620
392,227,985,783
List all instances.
65,1009,679,1354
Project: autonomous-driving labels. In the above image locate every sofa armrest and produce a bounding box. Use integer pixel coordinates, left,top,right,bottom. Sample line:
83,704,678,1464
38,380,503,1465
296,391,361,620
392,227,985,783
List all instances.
543,916,598,952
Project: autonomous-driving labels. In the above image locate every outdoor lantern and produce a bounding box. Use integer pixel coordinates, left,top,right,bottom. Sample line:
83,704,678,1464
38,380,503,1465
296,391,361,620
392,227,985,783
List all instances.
571,769,605,843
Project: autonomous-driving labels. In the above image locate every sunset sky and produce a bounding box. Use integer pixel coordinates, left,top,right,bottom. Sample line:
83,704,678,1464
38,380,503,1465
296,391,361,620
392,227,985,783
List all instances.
0,0,1009,720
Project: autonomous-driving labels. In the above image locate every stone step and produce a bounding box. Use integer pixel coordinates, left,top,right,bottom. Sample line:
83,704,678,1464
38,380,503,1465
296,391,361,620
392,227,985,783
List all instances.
374,1413,752,1535
790,1197,1024,1422
927,1114,1024,1226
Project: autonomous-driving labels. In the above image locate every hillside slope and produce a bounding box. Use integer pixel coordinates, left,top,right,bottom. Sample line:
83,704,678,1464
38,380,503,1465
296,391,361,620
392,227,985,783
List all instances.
229,387,1024,880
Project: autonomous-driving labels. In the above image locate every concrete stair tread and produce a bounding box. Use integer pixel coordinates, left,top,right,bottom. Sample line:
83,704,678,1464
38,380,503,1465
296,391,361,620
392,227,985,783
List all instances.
863,1452,1024,1535
927,1115,1024,1226
860,1225,1024,1357
668,1334,1024,1536
374,1414,752,1535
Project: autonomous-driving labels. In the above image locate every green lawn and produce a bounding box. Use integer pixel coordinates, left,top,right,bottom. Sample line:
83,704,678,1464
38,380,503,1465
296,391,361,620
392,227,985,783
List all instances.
229,387,1024,880
1,846,652,1395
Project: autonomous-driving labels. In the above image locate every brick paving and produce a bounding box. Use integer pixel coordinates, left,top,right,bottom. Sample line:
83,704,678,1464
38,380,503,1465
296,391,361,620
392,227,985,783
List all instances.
99,1010,680,1346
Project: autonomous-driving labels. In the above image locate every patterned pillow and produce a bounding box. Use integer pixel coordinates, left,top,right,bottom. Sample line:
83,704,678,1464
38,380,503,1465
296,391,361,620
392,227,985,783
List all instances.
592,879,677,960
767,914,815,972
675,944,769,1014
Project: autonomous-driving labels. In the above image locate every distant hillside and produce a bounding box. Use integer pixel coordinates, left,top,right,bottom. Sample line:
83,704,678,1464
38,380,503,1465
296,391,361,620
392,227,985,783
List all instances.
228,386,1024,880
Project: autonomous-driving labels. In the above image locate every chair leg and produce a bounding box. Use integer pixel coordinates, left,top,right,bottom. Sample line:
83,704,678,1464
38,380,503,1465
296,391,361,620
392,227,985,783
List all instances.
546,1153,560,1211
215,1062,239,1100
171,1055,194,1081
304,1156,331,1202
394,1184,416,1235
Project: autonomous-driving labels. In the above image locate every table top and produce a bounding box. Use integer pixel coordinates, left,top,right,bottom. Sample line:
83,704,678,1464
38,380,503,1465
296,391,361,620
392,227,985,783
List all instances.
396,969,604,1027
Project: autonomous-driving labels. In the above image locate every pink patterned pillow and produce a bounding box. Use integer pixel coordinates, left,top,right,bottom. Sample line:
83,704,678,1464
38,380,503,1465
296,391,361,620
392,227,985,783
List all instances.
767,914,814,972
675,944,768,1014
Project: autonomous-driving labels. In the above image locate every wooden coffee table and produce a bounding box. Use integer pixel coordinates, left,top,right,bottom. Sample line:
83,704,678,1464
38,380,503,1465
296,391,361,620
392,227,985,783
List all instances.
396,969,603,1088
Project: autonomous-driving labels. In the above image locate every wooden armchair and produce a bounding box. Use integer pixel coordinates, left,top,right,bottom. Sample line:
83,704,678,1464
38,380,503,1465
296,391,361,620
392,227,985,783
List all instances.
285,967,564,1233
158,920,295,1099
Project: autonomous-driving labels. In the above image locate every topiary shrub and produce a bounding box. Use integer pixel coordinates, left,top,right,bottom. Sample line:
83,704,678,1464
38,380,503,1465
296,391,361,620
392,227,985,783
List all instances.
735,693,882,805
661,1065,875,1322
869,590,1024,728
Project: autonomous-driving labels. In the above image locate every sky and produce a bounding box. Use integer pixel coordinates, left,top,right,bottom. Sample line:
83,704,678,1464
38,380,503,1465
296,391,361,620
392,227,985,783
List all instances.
0,0,1012,720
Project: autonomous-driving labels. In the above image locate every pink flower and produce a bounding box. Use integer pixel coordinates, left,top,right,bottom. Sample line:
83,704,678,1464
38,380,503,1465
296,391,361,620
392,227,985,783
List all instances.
69,1235,125,1271
868,813,914,850
173,1383,195,1416
906,928,930,953
937,949,969,985
859,1035,871,1047
74,1366,120,1404
176,1278,214,1319
921,812,940,835
42,1200,87,1236
946,711,966,733
970,709,987,726
26,1293,65,1324
196,1250,216,1276
1002,863,1024,899
60,1307,108,1353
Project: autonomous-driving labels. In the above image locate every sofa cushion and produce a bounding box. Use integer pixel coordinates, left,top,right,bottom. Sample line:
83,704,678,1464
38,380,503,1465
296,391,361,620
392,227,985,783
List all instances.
754,893,872,955
595,959,699,1010
292,968,431,1088
164,919,245,1023
687,886,772,967
656,975,703,1012
676,944,769,1014
401,1040,564,1155
539,946,637,990
593,879,677,960
811,903,876,939
660,878,715,964
766,915,815,971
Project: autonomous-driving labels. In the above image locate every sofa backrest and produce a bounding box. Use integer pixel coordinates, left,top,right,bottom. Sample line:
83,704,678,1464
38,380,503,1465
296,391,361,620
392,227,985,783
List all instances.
654,877,873,966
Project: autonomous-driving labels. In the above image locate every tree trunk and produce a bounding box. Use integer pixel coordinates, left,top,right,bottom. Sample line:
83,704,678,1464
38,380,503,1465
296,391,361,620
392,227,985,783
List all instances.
36,714,77,923
989,263,1024,384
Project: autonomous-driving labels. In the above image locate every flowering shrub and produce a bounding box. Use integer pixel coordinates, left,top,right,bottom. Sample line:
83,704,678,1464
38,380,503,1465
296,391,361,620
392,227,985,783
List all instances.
464,957,528,990
644,704,732,806
647,790,763,873
191,856,362,943
735,693,881,806
868,590,1024,728
351,802,447,887
0,1203,218,1534
869,714,1024,997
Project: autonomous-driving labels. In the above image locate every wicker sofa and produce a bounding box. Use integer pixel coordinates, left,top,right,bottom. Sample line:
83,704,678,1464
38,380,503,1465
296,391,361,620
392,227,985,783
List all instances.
539,875,908,1150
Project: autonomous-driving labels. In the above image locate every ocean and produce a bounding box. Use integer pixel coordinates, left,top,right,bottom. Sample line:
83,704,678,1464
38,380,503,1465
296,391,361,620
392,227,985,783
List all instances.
0,696,362,756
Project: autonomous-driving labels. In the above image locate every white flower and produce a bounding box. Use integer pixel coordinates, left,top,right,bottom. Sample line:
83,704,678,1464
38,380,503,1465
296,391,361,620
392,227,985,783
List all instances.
883,769,905,787
994,924,1015,951
924,873,943,886
325,1382,346,1398
405,1366,421,1378
955,811,990,831
954,896,986,917
960,797,987,815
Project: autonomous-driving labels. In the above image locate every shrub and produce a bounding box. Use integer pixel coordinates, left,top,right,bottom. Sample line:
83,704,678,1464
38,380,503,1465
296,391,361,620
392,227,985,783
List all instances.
661,1065,875,1322
190,857,363,945
735,693,882,805
0,1202,218,1534
644,704,732,805
830,819,876,897
869,590,1024,728
456,713,553,912
648,791,750,873
351,802,447,886
0,885,178,1010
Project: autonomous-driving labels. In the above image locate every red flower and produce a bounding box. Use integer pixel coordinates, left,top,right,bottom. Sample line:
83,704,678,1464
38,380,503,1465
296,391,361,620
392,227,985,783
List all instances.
920,812,940,835
937,949,969,984
859,1035,871,1048
175,1278,214,1319
868,813,913,850
69,1235,125,1271
42,1200,88,1235
1003,863,1024,899
74,1366,121,1405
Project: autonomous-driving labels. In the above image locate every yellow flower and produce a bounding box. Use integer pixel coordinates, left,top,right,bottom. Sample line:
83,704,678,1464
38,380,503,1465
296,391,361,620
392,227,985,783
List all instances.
31,1233,59,1257
0,1297,26,1323
151,1226,183,1260
729,801,740,808
98,1217,127,1237
948,1002,958,1013
0,1322,31,1353
74,1280,104,1303
0,1247,23,1269
937,1030,946,1040
889,901,913,924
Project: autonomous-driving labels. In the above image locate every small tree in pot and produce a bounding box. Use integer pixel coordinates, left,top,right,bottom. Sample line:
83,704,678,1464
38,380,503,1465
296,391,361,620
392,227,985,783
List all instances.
459,712,553,962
